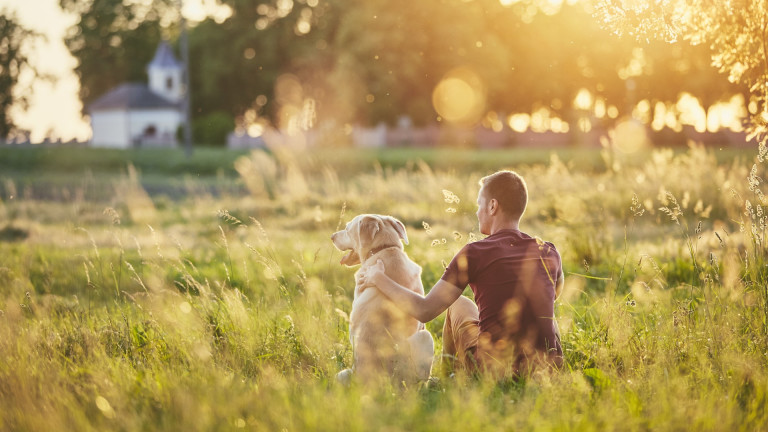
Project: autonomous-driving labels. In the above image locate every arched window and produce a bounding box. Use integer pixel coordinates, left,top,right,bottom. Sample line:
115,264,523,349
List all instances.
144,125,157,137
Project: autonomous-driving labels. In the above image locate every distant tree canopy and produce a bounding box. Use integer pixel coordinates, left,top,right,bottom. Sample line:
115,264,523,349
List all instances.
60,0,175,109
595,0,768,141
62,0,749,139
0,11,39,140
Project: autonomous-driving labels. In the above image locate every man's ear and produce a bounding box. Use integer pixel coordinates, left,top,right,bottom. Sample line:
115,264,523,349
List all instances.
359,215,382,244
383,216,409,245
489,198,499,215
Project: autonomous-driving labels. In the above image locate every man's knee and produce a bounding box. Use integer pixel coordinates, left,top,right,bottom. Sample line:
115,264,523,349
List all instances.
447,295,479,322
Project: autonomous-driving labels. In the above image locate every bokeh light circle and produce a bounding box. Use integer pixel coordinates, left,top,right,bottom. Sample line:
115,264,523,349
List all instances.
432,67,486,125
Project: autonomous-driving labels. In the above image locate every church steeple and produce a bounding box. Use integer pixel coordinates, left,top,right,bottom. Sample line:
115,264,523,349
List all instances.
147,41,183,103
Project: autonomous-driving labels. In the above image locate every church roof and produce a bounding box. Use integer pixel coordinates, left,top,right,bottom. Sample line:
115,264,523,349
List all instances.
148,40,182,69
88,83,180,112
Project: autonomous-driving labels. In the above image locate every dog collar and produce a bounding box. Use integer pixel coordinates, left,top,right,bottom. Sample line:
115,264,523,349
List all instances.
366,244,400,260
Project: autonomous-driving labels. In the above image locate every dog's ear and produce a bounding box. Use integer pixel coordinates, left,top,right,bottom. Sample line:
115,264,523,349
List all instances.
383,216,408,245
359,215,382,244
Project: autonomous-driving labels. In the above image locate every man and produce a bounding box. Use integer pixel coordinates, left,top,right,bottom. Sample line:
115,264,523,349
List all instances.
358,170,564,376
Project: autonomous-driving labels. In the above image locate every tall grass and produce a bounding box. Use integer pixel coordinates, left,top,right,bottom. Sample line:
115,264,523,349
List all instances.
0,143,766,430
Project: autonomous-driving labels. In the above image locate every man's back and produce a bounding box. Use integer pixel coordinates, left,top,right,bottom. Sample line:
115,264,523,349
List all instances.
442,228,563,371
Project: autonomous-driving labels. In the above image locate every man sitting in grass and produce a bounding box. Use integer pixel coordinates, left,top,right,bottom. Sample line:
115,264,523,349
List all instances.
358,170,564,376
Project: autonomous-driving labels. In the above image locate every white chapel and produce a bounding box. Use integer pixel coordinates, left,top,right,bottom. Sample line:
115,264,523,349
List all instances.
88,41,185,148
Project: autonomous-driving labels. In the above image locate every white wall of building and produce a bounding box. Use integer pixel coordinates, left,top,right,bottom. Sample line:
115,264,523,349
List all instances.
148,67,183,103
128,109,181,147
90,110,130,148
90,109,181,148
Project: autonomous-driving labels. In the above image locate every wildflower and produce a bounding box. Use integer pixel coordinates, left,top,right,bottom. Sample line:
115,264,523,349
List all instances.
103,207,121,225
630,193,645,217
422,221,433,235
748,164,761,192
217,209,243,226
746,200,755,220
442,189,460,204
659,192,682,224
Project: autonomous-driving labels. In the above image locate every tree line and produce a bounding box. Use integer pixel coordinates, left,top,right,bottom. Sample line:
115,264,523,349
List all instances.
2,0,764,145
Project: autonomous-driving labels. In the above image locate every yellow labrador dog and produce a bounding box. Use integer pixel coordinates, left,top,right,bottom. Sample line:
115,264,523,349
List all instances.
332,214,434,384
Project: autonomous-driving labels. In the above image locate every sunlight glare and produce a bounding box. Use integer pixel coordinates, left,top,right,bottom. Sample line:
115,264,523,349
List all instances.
295,8,313,35
540,0,564,15
482,111,504,132
651,101,666,131
574,88,593,110
618,47,646,80
594,98,606,118
676,93,707,133
277,0,294,18
508,113,530,132
432,67,486,126
632,99,651,124
706,94,747,132
577,117,591,133
181,0,232,23
611,118,650,154
530,108,550,133
551,117,569,133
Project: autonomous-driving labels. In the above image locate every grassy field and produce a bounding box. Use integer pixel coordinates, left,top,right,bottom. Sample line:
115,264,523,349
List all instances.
1,143,767,431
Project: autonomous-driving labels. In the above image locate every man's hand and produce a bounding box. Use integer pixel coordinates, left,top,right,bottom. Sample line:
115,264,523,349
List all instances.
357,259,386,292
357,259,462,323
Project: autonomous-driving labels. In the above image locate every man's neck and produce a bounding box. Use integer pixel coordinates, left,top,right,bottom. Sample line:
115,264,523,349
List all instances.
488,219,519,235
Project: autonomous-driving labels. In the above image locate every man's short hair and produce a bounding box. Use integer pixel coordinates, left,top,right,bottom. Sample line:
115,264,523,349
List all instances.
479,170,528,220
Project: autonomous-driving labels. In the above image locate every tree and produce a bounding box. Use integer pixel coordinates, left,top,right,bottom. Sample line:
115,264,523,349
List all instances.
60,0,748,139
186,0,334,128
593,0,767,140
60,0,176,111
0,11,39,140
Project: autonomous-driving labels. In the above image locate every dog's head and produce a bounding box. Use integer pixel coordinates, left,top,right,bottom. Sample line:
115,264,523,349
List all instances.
331,214,409,266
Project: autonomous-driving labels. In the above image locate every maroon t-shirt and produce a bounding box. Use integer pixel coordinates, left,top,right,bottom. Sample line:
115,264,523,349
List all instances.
441,228,563,368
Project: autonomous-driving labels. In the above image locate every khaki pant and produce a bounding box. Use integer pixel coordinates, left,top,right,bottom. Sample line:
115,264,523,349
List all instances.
442,296,563,375
442,296,480,372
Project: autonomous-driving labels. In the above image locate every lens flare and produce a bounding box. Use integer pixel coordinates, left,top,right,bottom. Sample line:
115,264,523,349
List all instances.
432,67,486,126
611,118,650,154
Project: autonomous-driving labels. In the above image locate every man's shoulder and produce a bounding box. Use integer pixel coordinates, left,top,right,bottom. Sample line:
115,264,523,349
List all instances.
512,231,561,258
462,230,560,252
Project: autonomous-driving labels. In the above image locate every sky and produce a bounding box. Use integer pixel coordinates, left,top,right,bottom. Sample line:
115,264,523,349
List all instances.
0,0,224,143
1,0,89,142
